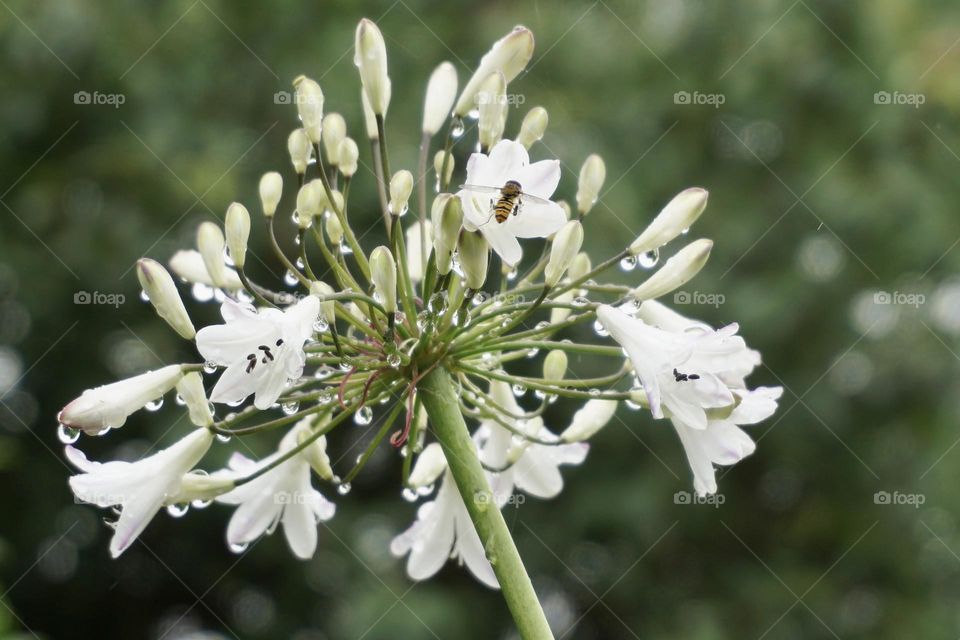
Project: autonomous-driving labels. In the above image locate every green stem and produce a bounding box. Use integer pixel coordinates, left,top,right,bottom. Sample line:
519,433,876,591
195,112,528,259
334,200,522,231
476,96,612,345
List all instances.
418,367,554,640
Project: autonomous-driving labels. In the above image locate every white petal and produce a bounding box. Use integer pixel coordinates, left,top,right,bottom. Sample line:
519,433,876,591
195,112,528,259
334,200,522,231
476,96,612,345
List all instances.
730,387,783,425
209,362,263,406
505,201,566,239
196,320,279,365
282,497,318,559
514,159,561,200
480,222,523,266
110,482,168,557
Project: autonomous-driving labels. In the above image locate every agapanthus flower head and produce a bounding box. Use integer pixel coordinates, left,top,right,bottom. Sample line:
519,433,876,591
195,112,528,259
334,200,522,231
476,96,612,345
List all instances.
60,19,778,603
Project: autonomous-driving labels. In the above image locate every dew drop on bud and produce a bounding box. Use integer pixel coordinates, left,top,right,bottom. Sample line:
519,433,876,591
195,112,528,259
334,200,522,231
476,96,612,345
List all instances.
451,117,465,138
216,433,232,443
638,248,660,269
203,361,218,374
619,255,637,272
354,406,373,425
337,482,352,495
283,270,299,286
166,503,189,518
192,283,215,302
57,424,80,444
139,290,150,302
402,487,418,502
192,498,212,509
281,401,300,415
228,541,249,554
593,320,610,337
145,397,164,412
174,393,186,406
512,383,527,397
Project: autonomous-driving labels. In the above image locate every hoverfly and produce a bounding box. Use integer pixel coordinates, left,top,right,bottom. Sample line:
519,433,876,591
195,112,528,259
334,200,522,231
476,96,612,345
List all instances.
460,180,552,227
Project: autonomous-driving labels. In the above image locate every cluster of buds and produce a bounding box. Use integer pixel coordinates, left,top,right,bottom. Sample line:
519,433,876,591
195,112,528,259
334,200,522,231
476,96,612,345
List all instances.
58,19,779,591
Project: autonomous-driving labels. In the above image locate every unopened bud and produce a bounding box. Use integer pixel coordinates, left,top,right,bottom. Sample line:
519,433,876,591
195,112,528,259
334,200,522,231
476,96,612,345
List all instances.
137,258,194,339
321,113,347,165
292,415,335,481
517,106,548,148
569,252,592,281
176,371,213,427
296,180,323,229
325,190,344,216
630,239,713,301
197,222,229,289
339,138,359,177
576,154,606,215
325,213,344,246
433,150,454,187
561,399,618,442
477,72,507,150
629,187,708,256
423,62,458,135
309,281,337,325
406,221,433,283
224,202,250,269
370,246,398,313
434,195,463,275
259,172,283,218
542,350,568,382
459,230,489,289
544,220,583,287
455,26,535,117
551,290,574,324
408,442,447,488
293,76,324,143
354,18,390,116
287,129,312,175
388,170,414,216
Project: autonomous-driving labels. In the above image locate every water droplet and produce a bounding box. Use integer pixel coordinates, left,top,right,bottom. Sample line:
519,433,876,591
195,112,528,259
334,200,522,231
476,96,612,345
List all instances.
472,291,489,306
295,257,305,269
228,541,249,554
428,292,447,313
174,393,186,406
139,289,150,302
506,268,518,281
525,348,539,358
638,248,660,269
166,503,189,518
572,296,590,308
354,406,373,425
313,318,329,332
417,484,434,496
387,353,401,368
589,388,601,397
535,321,551,330
283,270,299,286
340,242,353,255
216,433,232,443
512,383,527,397
57,424,80,444
402,487,418,502
96,426,112,437
337,482,352,495
451,118,465,138
593,320,610,337
625,397,642,411
619,255,637,271
145,397,164,412
314,365,334,380
203,361,218,374
453,308,471,326
281,401,300,415
318,389,334,405
192,282,215,302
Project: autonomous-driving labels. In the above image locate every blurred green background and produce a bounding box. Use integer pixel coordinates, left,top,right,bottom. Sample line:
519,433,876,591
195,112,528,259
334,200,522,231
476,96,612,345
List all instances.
2,0,959,638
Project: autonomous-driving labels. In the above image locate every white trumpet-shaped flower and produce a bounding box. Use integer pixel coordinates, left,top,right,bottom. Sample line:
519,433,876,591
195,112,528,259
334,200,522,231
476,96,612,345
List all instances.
196,296,320,410
214,421,335,559
457,139,565,266
66,427,214,557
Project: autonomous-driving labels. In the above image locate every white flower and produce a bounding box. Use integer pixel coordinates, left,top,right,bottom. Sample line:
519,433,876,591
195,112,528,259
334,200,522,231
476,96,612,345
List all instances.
196,296,320,410
59,364,185,435
457,139,566,267
66,428,214,557
479,381,588,500
214,421,335,559
390,467,499,589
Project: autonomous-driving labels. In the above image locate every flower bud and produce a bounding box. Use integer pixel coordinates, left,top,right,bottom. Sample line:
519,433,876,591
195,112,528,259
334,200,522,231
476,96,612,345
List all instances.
58,365,185,435
258,171,283,218
197,222,229,289
296,179,323,229
477,72,507,150
224,202,250,269
370,246,397,313
629,187,708,256
455,26,535,117
551,290,574,324
406,220,433,282
517,106,548,148
544,220,583,287
630,239,713,301
388,170,414,216
569,252,592,281
310,281,337,325
434,195,463,275
325,212,344,246
137,258,195,339
354,18,390,116
321,113,347,165
542,350,567,382
293,75,324,143
360,90,379,139
339,137,359,177
433,150,454,187
176,371,213,427
561,399,618,442
408,442,447,488
423,62,458,135
287,129,312,175
576,154,606,215
169,250,242,290
325,190,344,216
459,230,489,289
292,415,335,481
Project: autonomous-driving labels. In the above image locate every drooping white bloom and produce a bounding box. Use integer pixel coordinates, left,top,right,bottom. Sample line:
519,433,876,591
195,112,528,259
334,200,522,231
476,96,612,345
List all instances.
214,420,335,559
630,238,713,302
136,258,195,339
196,296,320,410
390,467,499,589
169,250,243,291
630,187,708,256
66,427,214,557
59,364,185,435
457,139,565,266
561,399,619,442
